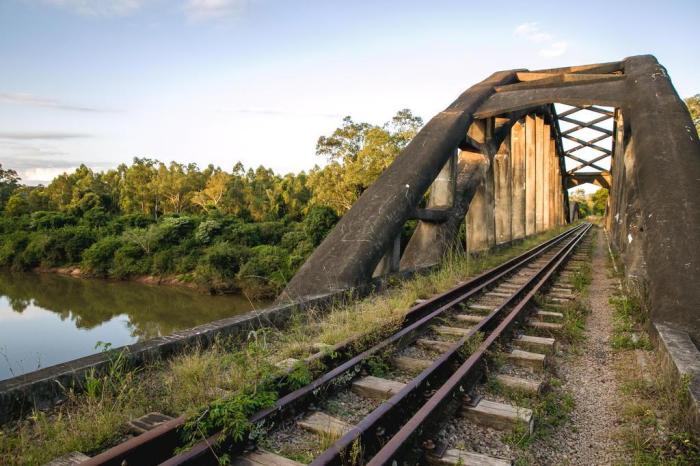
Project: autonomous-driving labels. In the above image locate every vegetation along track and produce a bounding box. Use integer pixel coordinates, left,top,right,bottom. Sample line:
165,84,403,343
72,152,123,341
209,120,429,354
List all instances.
81,223,591,466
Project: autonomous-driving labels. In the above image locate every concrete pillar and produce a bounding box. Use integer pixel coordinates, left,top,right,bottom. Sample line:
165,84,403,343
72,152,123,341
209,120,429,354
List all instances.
548,139,556,228
372,234,401,277
466,174,490,252
401,151,458,268
484,124,496,248
535,116,546,232
466,119,495,253
542,128,551,230
525,115,536,235
429,151,457,207
511,120,526,239
494,134,512,244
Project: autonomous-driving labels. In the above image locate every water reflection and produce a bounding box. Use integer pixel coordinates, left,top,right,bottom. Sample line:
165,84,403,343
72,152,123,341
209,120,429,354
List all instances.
0,270,268,380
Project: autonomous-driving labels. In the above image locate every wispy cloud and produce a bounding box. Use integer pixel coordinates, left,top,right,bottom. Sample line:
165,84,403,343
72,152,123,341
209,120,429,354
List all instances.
539,41,568,58
0,92,111,113
514,22,553,43
231,107,342,119
184,0,250,21
0,143,110,184
42,0,147,17
0,131,91,140
513,22,568,58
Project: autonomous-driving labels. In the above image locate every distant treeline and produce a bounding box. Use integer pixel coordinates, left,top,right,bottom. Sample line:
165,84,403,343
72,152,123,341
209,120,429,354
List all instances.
0,110,423,297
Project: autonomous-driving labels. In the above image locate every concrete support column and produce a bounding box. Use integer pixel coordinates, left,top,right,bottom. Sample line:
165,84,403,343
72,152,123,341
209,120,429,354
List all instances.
511,120,526,239
494,134,512,244
525,115,536,235
372,234,401,277
400,151,457,269
466,119,495,253
548,139,556,228
535,116,546,232
542,128,551,230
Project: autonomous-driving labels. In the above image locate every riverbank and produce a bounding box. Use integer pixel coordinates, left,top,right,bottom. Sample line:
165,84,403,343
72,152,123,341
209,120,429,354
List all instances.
0,269,269,382
0,227,573,465
38,265,202,292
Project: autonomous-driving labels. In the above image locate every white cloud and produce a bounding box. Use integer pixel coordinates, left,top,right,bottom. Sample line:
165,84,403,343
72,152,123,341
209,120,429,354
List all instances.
0,92,110,112
42,0,147,17
514,22,552,43
539,41,568,58
0,131,91,140
513,22,568,58
184,0,250,21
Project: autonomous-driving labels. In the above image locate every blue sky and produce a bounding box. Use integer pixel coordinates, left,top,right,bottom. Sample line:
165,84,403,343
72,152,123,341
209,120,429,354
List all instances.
1,0,698,185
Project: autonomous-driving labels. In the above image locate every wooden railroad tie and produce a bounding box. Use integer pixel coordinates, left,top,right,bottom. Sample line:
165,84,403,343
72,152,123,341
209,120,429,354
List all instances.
417,338,454,352
232,450,304,466
45,452,90,466
461,399,534,435
393,355,433,372
469,304,495,313
533,310,564,322
297,412,351,438
494,374,544,395
513,334,557,354
352,375,405,400
506,349,546,372
425,448,513,466
433,325,472,337
454,314,484,324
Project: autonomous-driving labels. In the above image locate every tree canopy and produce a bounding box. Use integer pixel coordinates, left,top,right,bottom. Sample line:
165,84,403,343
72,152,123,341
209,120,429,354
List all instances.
0,110,422,298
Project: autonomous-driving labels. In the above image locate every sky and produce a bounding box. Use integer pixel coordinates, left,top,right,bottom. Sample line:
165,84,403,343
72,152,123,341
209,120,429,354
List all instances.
0,0,698,186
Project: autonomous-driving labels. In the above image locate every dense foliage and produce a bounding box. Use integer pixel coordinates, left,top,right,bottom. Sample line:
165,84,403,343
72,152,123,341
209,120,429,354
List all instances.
685,94,700,134
569,187,609,218
0,110,423,297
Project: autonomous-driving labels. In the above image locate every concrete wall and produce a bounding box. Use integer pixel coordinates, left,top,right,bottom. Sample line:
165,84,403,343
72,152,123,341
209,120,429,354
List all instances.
607,55,700,344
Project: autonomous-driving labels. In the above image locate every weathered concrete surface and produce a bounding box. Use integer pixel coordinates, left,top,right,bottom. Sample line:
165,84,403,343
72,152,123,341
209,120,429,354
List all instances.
400,151,484,268
652,322,700,433
609,55,700,343
279,71,519,301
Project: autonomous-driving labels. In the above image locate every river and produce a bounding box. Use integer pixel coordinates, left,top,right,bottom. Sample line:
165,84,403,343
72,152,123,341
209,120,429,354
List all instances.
0,270,269,381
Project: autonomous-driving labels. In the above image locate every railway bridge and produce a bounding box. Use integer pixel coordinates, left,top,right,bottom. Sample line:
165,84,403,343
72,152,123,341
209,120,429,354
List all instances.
4,55,700,466
281,54,700,346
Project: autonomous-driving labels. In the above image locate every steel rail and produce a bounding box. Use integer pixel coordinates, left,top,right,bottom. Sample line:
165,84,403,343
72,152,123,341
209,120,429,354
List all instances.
160,224,586,466
308,223,590,466
83,224,585,466
365,223,592,466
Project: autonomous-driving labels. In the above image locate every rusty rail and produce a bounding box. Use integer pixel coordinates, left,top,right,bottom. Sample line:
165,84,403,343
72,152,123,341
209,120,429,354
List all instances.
83,224,587,466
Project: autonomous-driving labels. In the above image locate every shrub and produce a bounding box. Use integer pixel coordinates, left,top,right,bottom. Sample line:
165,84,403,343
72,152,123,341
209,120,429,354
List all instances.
153,216,195,246
197,241,251,281
194,219,222,244
56,226,97,263
238,245,290,297
302,205,338,246
106,213,152,235
0,231,30,267
112,243,150,278
30,211,77,231
82,236,123,276
152,249,177,275
21,233,57,268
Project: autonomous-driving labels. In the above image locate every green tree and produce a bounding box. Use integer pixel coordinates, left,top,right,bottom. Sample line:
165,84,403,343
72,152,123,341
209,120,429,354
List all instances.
0,164,20,211
309,109,423,214
685,94,700,134
4,191,30,217
591,188,609,216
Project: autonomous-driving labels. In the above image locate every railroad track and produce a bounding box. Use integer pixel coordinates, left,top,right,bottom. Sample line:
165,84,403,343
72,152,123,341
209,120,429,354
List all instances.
80,223,591,466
